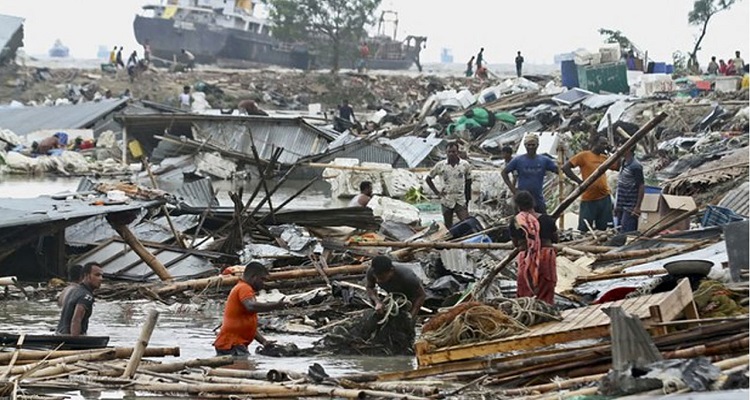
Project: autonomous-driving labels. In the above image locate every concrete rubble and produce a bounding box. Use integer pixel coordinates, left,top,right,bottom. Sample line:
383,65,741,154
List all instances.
0,49,748,399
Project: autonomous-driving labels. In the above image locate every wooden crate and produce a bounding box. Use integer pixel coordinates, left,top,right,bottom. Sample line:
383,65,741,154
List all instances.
416,278,696,366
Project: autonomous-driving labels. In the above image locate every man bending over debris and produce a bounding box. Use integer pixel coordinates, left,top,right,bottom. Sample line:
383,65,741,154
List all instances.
426,141,472,228
366,256,426,321
214,262,287,356
56,262,103,336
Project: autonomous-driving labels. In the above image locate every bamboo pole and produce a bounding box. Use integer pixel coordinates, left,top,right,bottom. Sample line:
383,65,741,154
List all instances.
497,373,606,396
574,269,667,284
0,347,180,364
594,248,674,262
471,248,520,300
208,367,305,382
600,239,714,274
111,223,173,281
1,349,116,376
122,309,160,378
144,356,234,373
550,112,668,219
0,334,24,379
349,240,613,253
153,264,366,296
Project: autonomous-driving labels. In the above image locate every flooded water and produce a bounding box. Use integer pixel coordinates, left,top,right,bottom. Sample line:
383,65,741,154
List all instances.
0,175,419,398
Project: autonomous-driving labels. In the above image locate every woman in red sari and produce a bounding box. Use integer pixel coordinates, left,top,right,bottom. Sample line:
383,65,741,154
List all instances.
509,191,559,305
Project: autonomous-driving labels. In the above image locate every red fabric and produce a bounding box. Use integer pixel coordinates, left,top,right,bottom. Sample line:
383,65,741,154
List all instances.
594,287,637,304
213,281,258,350
517,247,557,305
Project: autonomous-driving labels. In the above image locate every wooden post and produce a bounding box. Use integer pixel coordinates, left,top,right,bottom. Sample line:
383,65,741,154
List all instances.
551,112,668,219
557,144,565,230
122,126,128,166
111,223,173,281
122,309,160,378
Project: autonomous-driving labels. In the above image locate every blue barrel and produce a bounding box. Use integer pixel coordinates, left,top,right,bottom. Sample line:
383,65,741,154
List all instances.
645,185,661,194
561,60,579,88
665,64,674,74
653,62,667,73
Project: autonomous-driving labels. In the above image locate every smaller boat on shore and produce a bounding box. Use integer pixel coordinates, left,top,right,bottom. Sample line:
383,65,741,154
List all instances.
48,39,69,58
0,332,109,350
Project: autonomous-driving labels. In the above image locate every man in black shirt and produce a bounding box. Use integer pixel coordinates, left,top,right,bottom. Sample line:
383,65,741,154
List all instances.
366,256,426,320
57,262,103,336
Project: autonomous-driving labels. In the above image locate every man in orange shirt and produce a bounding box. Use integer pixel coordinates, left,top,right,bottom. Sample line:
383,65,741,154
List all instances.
562,136,619,232
214,262,287,356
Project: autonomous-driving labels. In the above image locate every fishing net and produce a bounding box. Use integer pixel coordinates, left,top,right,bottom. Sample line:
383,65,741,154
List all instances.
420,303,528,349
316,294,416,356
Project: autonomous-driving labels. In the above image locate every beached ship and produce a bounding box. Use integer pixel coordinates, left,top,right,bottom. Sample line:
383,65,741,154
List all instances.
133,0,426,70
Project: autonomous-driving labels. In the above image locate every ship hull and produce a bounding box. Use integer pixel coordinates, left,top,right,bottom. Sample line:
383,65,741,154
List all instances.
134,15,415,70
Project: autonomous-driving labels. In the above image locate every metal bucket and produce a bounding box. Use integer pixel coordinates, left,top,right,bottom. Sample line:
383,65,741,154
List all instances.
663,260,713,277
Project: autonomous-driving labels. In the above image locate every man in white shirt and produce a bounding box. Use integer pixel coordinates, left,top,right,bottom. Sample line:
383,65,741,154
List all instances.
426,142,473,228
349,181,373,207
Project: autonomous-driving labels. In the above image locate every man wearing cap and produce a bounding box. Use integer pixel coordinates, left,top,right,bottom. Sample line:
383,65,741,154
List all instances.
562,136,620,232
502,134,559,214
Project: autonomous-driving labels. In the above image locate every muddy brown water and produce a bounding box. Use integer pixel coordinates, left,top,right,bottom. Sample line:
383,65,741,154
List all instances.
0,176,420,399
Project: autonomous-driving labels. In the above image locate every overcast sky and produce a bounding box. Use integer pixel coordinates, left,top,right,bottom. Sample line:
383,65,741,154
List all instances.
1,0,747,65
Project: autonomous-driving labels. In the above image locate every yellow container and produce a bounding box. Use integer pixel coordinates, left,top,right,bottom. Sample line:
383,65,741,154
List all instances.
742,74,749,89
128,140,143,159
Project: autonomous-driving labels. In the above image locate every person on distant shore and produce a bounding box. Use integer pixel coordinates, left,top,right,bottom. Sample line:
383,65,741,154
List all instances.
143,40,152,64
475,47,484,69
510,191,558,305
115,47,124,69
349,181,373,207
465,56,475,77
56,262,103,336
366,256,426,320
725,56,737,76
515,51,525,77
426,141,472,228
213,262,288,356
719,59,729,75
238,99,268,116
109,46,117,65
707,56,719,75
182,49,195,71
57,264,83,308
179,85,192,110
732,51,745,74
357,42,370,73
126,51,138,81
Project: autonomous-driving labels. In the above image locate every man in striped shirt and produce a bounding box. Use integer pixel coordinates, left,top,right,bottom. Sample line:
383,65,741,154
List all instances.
615,147,645,233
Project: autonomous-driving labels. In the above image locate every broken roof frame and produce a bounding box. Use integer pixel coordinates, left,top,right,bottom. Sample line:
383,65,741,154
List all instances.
0,98,130,136
115,113,337,166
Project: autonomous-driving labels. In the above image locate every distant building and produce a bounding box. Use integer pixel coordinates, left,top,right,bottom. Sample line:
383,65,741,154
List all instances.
440,48,453,64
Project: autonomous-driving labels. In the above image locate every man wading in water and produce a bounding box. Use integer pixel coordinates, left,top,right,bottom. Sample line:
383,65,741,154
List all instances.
56,262,103,336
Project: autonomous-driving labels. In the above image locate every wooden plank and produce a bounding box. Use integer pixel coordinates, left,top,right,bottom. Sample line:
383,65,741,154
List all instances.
417,281,694,366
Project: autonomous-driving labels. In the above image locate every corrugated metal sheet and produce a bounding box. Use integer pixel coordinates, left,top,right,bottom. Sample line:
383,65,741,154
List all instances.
383,134,443,168
175,178,219,208
65,214,199,245
0,195,162,229
315,140,404,167
719,181,750,216
0,98,129,135
118,114,334,165
73,240,215,281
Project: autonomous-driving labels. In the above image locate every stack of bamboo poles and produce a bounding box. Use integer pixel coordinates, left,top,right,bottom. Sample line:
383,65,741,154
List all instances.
340,317,749,398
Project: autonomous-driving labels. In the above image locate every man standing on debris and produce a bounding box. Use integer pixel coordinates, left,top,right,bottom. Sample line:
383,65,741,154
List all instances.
115,47,124,69
515,51,525,77
509,191,558,305
182,49,195,71
707,56,719,75
179,85,192,111
214,262,288,356
143,40,152,64
56,262,103,336
501,145,517,187
366,256,426,321
562,136,619,232
349,181,373,207
57,264,83,308
615,147,645,233
109,46,117,65
502,134,559,214
465,56,475,77
426,141,473,228
335,100,358,132
733,51,745,74
475,48,484,70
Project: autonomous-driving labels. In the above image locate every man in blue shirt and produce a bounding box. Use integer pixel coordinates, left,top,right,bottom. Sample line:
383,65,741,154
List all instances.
501,134,559,214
